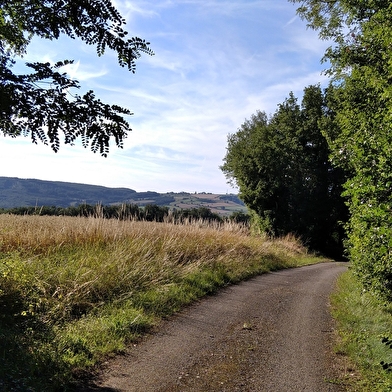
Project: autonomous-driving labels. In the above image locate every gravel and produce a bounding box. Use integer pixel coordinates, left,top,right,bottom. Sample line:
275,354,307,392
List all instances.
83,262,348,392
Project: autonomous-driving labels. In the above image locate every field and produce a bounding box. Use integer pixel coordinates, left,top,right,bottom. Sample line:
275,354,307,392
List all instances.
0,214,326,391
124,193,248,217
168,193,247,216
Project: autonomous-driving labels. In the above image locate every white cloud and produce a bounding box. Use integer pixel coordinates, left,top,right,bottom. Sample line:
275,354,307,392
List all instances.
1,0,332,195
61,61,108,81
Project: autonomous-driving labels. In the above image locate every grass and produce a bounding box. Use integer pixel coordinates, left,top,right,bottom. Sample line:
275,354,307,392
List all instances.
0,214,327,391
331,268,392,391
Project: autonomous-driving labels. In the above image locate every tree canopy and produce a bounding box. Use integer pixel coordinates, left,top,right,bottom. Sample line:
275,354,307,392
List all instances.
290,0,392,299
221,85,348,258
0,0,154,156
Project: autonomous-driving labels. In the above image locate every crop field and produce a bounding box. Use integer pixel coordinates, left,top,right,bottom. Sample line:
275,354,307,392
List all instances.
168,193,247,217
0,214,325,391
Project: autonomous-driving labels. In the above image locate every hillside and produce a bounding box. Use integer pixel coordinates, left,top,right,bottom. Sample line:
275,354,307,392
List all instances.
167,192,246,217
0,177,246,216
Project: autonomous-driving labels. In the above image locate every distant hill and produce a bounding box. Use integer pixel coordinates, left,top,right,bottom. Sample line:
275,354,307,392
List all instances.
0,177,138,208
0,177,246,216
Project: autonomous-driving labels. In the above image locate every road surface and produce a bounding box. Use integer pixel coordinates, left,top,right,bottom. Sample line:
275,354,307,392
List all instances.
84,262,348,392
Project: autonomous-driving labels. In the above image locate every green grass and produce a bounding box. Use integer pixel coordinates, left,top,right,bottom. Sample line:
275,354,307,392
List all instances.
0,215,327,391
331,268,392,391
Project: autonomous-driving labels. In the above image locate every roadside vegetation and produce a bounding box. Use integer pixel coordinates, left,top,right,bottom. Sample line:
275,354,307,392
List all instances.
331,269,392,391
2,1,392,391
0,213,323,391
220,2,392,387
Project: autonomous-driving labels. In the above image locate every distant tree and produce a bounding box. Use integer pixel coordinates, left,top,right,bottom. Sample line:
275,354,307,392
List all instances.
114,203,142,220
0,0,153,156
143,204,169,222
290,0,392,299
221,85,348,258
228,211,250,224
0,203,145,220
174,207,223,223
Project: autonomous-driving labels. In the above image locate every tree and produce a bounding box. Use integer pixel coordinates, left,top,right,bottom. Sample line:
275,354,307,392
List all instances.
221,85,348,258
143,204,169,222
0,0,154,156
290,0,392,299
228,211,250,224
173,207,223,223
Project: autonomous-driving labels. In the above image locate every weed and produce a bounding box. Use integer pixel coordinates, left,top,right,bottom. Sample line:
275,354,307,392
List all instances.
331,270,392,391
0,215,325,391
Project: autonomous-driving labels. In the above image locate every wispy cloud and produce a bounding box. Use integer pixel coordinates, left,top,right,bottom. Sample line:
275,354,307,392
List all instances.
61,61,108,81
0,0,331,194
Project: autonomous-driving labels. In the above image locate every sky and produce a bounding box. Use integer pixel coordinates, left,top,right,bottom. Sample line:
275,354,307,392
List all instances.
0,0,332,194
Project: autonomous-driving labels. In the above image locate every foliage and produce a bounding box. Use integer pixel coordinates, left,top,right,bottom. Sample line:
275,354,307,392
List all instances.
221,85,348,258
172,206,223,223
290,0,392,299
0,0,153,155
0,202,240,224
227,211,251,224
331,269,392,390
143,204,169,222
0,214,323,390
380,337,392,372
0,203,142,219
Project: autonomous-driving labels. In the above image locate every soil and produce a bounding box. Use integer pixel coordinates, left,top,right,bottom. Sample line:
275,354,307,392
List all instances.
81,262,348,392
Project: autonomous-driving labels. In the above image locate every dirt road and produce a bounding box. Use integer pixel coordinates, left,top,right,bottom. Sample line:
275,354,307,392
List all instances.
85,262,347,392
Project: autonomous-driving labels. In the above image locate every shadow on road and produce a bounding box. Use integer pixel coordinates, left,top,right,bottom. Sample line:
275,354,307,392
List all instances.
75,383,119,392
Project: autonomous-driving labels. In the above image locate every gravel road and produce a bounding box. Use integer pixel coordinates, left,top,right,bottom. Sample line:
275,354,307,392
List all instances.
85,262,348,392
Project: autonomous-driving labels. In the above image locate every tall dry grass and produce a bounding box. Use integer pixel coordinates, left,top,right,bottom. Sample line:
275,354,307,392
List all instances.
0,214,323,391
0,214,316,323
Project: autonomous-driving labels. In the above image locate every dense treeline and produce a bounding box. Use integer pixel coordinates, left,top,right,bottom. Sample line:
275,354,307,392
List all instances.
0,204,249,224
289,1,392,300
221,85,349,259
223,0,392,300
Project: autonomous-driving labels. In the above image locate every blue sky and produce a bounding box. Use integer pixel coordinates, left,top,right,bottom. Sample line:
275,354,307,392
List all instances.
0,0,331,194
